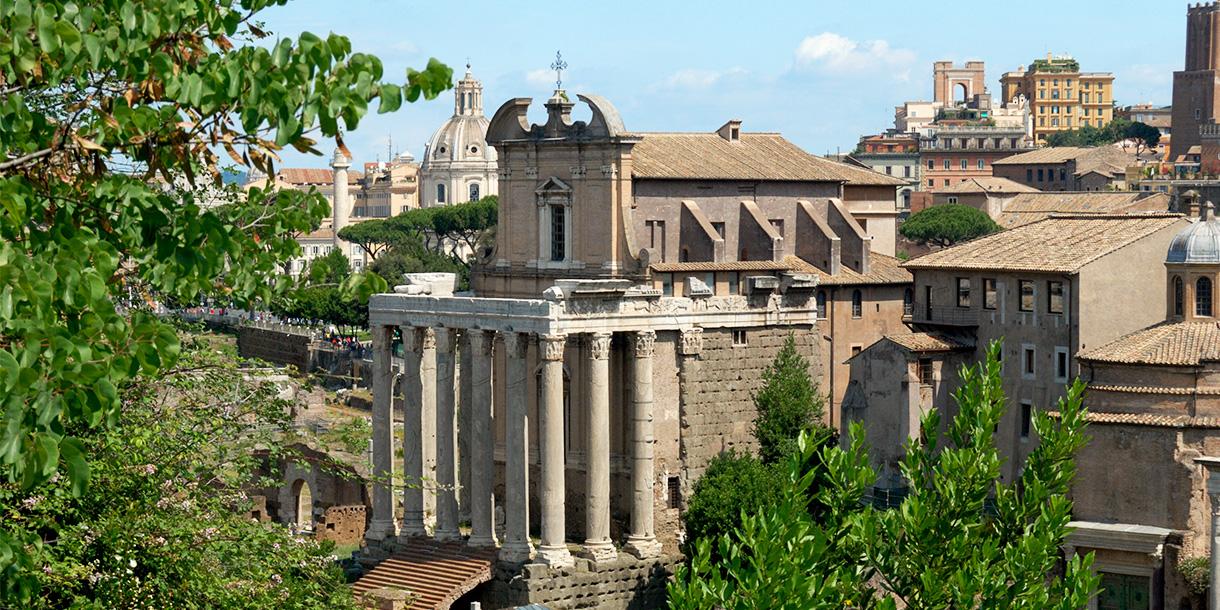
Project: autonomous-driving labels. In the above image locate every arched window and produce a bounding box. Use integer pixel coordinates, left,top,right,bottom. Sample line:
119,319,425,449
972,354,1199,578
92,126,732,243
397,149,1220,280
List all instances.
436,183,446,203
468,183,480,202
1198,277,1214,317
816,290,827,319
1174,276,1185,317
851,289,863,318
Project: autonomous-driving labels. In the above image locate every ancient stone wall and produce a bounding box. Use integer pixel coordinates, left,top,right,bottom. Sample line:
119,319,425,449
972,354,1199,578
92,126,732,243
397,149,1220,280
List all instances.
678,325,820,485
475,556,679,610
236,324,312,371
315,505,367,546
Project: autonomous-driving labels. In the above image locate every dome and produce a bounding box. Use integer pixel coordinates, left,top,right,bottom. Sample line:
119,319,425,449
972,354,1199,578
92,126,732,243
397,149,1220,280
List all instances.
420,67,497,169
1166,203,1220,264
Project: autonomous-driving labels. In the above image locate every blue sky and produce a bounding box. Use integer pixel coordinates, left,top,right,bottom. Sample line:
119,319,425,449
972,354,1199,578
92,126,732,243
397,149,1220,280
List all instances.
260,0,1185,168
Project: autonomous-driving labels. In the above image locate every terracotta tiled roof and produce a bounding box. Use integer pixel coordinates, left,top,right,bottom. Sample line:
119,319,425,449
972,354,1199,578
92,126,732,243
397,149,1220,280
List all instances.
787,253,913,286
883,332,975,353
649,253,913,286
1047,410,1220,429
937,177,1039,194
903,214,1185,273
1086,384,1220,396
1078,321,1220,366
996,192,1170,228
630,132,906,185
274,168,363,185
298,227,335,240
352,539,496,610
992,145,1135,168
650,260,792,272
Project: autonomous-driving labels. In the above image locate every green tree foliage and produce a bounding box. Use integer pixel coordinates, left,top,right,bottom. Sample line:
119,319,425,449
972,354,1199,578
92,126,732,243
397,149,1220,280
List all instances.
681,451,783,550
383,195,498,257
272,251,369,328
0,0,450,597
1045,118,1161,151
335,218,407,261
2,334,362,607
752,334,826,463
368,241,471,290
668,342,1099,610
900,204,1001,248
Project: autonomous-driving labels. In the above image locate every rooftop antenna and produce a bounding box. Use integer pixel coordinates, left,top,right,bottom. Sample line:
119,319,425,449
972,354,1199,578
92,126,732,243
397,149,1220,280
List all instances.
550,50,568,90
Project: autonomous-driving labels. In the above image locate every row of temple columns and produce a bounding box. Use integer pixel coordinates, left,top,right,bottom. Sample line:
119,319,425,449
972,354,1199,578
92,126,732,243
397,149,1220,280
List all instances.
367,325,664,565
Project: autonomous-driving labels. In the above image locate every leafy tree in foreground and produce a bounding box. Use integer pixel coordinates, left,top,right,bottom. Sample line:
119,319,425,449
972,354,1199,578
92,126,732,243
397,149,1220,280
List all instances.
0,0,450,600
669,342,1098,610
3,333,360,608
753,334,826,464
900,203,1001,248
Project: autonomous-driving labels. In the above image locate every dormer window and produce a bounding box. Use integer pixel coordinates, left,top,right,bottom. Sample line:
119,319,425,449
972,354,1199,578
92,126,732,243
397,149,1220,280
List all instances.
730,126,739,141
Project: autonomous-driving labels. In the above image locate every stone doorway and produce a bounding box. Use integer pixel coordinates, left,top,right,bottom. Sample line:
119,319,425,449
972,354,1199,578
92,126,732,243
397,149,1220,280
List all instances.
1098,572,1150,610
292,478,314,532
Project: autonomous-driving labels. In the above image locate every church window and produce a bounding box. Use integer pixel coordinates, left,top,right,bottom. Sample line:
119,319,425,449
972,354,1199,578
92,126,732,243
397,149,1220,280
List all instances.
468,183,480,201
1047,281,1064,314
851,289,863,318
1197,277,1213,317
1174,276,1184,316
550,204,566,262
437,183,447,203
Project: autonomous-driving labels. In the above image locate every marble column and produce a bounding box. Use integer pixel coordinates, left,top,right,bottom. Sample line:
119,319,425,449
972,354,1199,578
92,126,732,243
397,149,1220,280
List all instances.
399,326,426,537
1198,456,1220,610
420,328,438,529
537,334,573,567
624,330,662,558
582,332,617,563
366,324,397,541
499,332,533,562
434,327,461,541
468,330,497,547
458,331,472,525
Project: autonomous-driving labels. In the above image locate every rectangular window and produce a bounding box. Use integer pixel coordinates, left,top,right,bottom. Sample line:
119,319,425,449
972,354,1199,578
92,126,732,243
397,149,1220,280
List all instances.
927,178,934,187
904,165,912,178
1047,281,1064,314
983,278,997,310
731,329,748,347
960,159,968,170
924,285,933,320
1020,402,1032,439
944,159,951,170
727,272,739,295
1055,346,1070,382
948,196,958,204
956,277,971,308
885,165,893,175
1023,345,1036,379
667,476,682,509
977,159,985,170
944,179,950,187
646,219,666,262
1059,168,1067,182
927,159,935,170
661,274,673,297
918,358,934,385
1037,168,1044,182
550,204,566,262
1027,168,1033,182
1019,280,1035,312
711,222,725,239
851,344,862,357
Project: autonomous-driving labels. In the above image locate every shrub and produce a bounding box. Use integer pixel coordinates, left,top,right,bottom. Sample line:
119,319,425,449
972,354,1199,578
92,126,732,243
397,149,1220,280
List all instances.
753,335,825,464
682,451,782,548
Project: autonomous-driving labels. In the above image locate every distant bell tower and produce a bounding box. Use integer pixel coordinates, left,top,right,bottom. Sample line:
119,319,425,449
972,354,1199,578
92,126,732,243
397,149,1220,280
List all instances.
453,63,483,117
1172,2,1220,159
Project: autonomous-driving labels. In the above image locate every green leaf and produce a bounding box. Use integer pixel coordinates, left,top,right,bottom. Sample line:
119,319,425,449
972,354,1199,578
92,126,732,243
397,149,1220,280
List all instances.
59,437,89,496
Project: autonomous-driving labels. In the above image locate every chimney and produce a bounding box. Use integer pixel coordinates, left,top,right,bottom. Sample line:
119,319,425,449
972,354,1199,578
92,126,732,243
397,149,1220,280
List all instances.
717,120,742,142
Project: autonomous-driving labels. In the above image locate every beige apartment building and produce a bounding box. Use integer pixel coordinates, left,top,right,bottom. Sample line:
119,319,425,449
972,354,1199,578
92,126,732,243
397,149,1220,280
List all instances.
1000,54,1115,144
845,214,1189,488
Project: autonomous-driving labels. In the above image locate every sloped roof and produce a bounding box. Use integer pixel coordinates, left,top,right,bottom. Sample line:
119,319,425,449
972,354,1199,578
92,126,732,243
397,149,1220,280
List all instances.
992,145,1136,169
938,177,1039,194
274,168,363,185
903,213,1185,273
630,132,906,185
883,332,975,353
996,192,1170,228
649,253,912,286
1078,321,1220,366
1048,410,1220,428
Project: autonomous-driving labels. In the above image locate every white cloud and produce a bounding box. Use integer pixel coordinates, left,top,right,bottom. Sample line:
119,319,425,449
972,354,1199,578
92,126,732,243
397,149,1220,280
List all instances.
657,67,749,91
526,68,556,89
794,32,916,76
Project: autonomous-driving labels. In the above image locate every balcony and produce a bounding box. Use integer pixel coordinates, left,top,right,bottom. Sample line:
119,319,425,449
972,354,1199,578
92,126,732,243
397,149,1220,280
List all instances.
905,302,979,326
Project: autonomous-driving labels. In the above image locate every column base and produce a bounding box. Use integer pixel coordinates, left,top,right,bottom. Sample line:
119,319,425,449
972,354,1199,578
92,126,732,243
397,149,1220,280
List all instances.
364,519,398,542
498,541,535,564
434,527,463,542
535,544,574,568
580,540,619,564
396,522,428,540
623,536,663,559
467,533,498,548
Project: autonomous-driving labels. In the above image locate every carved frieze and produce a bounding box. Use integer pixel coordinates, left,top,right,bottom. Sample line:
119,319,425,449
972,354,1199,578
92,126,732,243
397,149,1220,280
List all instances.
680,328,703,356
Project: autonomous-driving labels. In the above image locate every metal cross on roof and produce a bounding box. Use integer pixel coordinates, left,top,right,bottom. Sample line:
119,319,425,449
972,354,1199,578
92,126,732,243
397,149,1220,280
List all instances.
550,50,567,90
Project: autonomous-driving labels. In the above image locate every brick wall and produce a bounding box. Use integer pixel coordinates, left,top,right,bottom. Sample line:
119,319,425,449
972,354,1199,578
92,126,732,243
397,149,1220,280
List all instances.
315,505,366,546
236,325,312,370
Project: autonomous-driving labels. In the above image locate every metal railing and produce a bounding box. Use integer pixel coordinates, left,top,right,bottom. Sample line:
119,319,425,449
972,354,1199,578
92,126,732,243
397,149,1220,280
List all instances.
907,302,979,326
